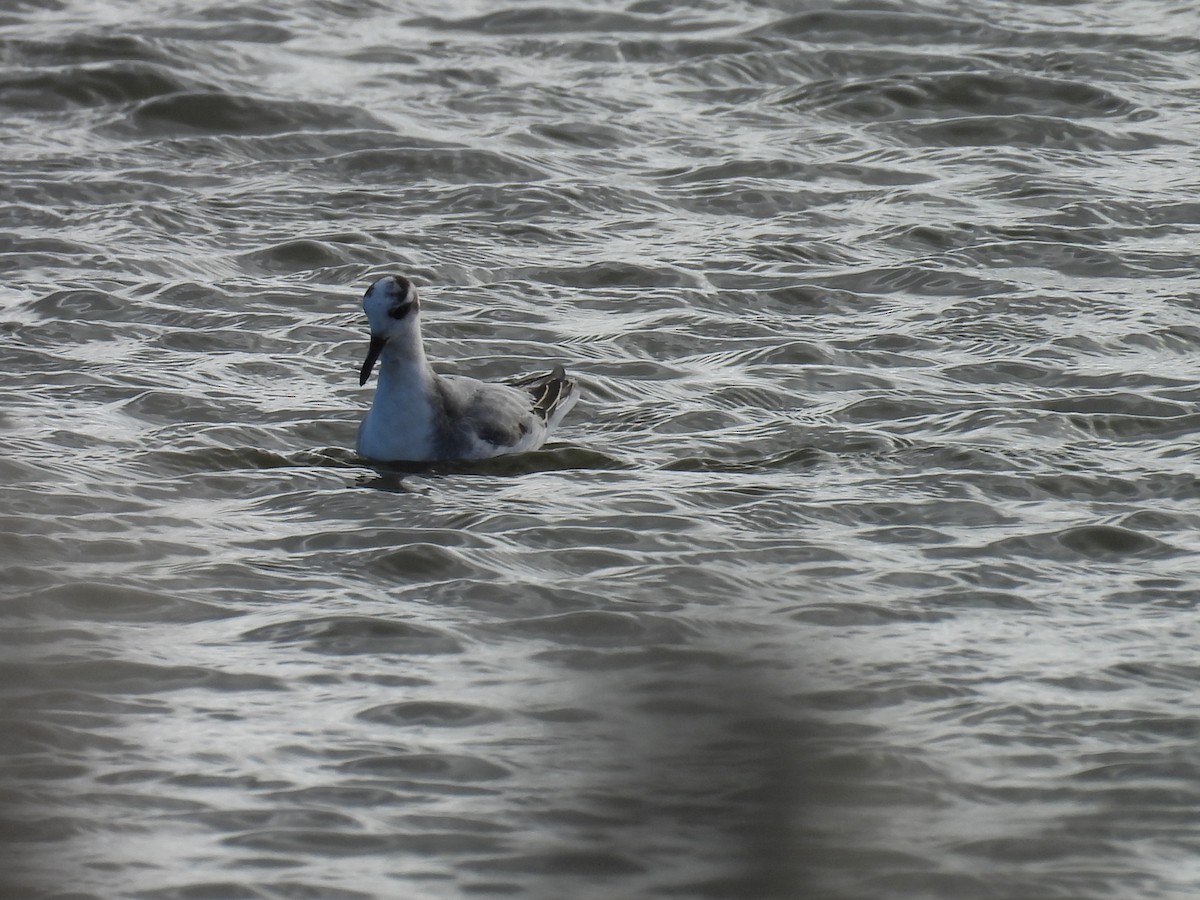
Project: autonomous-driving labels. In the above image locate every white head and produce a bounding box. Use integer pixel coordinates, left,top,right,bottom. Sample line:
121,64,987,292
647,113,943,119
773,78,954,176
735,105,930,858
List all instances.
359,274,422,386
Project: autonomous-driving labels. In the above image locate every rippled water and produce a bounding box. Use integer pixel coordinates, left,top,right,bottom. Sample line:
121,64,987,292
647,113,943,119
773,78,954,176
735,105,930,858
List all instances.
4,1,1200,897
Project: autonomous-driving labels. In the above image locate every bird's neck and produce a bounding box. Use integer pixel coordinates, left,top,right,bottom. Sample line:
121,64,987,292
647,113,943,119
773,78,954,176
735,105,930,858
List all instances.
375,329,436,399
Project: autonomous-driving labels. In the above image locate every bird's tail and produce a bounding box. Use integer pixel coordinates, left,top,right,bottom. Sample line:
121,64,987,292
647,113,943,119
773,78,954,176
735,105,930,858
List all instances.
521,365,579,429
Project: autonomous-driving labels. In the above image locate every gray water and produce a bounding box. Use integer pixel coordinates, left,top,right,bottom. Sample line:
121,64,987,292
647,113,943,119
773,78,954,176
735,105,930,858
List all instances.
3,1,1200,897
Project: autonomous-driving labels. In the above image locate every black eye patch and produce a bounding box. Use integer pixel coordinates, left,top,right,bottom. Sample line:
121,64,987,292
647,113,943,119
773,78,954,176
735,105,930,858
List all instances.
387,299,413,319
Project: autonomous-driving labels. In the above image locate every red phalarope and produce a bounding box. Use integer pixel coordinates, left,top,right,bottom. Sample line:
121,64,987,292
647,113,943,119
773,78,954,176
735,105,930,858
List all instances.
355,275,578,462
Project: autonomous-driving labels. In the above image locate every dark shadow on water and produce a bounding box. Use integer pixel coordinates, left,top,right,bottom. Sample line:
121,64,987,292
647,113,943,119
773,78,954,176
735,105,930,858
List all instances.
354,445,631,489
459,654,862,898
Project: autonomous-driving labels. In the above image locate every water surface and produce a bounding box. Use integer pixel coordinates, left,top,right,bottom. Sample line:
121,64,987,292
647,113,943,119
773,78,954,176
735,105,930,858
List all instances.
3,1,1200,897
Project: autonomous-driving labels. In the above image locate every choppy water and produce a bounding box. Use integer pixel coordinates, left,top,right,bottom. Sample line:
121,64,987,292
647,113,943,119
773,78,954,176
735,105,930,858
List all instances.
3,1,1200,897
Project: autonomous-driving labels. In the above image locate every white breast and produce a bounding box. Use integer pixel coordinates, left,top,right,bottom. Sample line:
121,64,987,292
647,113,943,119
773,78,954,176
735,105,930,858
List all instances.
356,368,438,462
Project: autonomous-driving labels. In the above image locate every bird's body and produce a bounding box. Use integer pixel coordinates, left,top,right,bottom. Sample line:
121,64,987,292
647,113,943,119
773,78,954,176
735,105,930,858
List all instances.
355,275,577,462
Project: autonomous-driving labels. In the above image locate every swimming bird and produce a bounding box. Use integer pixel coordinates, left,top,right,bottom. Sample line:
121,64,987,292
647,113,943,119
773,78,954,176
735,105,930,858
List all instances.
355,274,578,462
